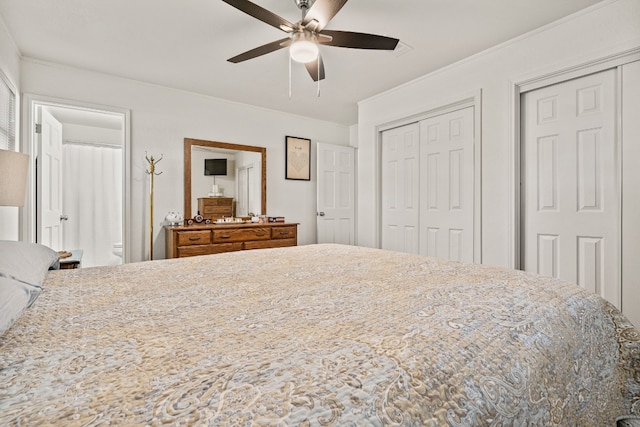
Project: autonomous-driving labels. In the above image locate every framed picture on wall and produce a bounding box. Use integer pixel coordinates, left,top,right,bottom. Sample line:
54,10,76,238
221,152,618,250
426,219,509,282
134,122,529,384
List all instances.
285,136,311,181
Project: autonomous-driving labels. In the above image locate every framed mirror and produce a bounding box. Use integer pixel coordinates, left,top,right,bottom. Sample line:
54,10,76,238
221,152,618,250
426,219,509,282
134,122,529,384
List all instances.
184,138,266,219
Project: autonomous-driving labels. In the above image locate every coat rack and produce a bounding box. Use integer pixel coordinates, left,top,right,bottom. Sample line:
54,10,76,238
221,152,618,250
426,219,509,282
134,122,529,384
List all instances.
145,152,163,260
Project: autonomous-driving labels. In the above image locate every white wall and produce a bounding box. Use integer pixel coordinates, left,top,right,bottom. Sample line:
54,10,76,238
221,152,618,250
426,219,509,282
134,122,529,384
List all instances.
0,15,22,241
357,0,640,268
20,59,349,261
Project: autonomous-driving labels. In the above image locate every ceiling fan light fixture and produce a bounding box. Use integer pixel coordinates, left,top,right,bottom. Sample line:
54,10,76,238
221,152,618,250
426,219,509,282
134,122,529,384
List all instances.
290,33,319,63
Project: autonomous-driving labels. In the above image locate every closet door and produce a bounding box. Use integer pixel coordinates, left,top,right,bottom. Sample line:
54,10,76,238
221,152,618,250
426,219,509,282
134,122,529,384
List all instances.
381,123,420,253
521,69,619,308
419,107,474,262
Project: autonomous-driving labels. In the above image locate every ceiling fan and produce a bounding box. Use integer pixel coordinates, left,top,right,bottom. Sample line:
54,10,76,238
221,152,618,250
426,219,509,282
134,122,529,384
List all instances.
222,0,400,82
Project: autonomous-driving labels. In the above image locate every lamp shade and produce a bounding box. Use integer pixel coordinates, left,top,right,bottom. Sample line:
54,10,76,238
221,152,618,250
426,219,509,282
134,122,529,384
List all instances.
0,149,29,207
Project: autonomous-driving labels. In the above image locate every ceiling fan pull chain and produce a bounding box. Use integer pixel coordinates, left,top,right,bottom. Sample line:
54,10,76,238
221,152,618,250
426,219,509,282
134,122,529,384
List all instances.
317,59,321,97
289,55,292,99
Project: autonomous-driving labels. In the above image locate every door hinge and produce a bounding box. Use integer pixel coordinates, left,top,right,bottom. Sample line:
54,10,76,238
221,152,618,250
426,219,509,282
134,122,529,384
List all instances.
35,123,42,134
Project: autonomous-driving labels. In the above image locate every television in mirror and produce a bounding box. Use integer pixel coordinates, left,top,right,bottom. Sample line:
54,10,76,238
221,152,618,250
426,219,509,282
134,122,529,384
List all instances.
204,158,227,176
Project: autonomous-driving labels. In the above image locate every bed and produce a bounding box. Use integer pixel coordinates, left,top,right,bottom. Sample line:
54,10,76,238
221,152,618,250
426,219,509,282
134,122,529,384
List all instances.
1,241,639,426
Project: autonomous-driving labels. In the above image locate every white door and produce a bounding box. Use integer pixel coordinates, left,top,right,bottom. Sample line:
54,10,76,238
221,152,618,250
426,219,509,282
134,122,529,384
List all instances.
37,108,64,250
419,107,475,262
247,166,255,215
381,123,420,253
237,165,257,216
521,69,619,308
316,142,355,245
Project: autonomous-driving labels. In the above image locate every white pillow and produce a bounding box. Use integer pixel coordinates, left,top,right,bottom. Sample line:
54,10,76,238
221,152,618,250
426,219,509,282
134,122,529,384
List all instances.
0,241,58,336
0,240,59,286
0,276,35,336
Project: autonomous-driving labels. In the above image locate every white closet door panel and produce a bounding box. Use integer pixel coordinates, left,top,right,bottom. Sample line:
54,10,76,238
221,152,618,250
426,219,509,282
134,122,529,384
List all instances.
522,69,619,308
419,107,474,262
381,123,420,253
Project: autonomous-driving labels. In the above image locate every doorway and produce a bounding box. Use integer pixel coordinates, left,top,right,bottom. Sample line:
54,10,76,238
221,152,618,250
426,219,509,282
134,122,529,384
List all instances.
25,95,130,267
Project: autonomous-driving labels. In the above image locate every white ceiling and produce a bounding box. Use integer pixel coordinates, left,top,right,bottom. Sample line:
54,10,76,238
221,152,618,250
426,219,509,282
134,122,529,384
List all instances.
0,0,604,125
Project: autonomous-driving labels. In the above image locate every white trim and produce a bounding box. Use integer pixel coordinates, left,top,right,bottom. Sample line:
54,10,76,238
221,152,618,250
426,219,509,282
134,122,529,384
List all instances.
374,89,483,262
21,94,132,264
517,43,640,93
376,92,479,133
509,45,640,271
615,66,624,310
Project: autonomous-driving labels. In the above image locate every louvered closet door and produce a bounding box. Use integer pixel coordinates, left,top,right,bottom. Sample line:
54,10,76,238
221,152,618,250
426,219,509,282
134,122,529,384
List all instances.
521,69,619,308
419,107,474,262
381,123,420,253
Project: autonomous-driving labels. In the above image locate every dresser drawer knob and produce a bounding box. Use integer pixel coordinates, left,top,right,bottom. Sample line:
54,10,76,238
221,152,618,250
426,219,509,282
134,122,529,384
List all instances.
220,234,231,239
255,232,266,237
189,236,201,241
279,231,289,235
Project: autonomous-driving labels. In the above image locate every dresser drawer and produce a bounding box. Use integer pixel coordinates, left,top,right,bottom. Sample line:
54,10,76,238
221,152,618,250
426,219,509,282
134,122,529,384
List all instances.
245,238,297,250
198,197,234,219
202,198,232,207
177,243,242,257
271,226,297,240
176,230,211,246
202,205,231,216
213,227,270,243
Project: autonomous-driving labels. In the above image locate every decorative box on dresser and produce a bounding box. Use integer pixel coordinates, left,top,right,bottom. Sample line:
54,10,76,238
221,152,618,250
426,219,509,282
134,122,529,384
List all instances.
197,197,234,220
165,222,298,258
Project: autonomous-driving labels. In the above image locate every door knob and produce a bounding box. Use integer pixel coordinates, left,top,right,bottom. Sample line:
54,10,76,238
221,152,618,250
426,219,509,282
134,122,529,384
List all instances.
318,212,325,216
60,215,69,221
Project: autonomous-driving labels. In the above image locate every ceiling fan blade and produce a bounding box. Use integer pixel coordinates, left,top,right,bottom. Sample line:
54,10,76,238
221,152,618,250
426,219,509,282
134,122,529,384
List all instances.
302,0,348,31
304,54,325,82
222,0,295,32
319,30,399,50
228,38,291,63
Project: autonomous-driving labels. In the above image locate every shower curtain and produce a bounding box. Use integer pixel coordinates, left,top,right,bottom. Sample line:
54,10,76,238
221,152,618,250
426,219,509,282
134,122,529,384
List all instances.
62,142,122,267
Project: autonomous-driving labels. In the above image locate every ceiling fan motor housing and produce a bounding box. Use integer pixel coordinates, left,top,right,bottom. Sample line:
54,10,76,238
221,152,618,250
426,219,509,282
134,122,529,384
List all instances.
295,0,315,11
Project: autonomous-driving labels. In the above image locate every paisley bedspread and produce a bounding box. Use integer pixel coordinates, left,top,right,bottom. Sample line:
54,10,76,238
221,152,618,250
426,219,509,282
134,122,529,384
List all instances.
1,244,639,426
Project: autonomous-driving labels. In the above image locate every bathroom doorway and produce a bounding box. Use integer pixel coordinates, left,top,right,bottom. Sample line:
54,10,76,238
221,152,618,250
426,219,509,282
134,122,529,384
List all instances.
26,95,130,267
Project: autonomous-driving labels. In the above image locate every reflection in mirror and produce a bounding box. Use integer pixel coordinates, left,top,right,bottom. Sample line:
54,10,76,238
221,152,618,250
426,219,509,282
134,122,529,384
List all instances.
184,138,266,220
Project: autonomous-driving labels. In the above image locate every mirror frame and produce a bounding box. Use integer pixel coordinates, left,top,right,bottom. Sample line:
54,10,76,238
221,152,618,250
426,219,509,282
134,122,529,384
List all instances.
184,138,267,219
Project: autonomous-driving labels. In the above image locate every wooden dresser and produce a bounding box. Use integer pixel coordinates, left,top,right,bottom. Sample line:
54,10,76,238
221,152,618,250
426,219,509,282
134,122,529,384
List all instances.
197,197,234,220
165,223,298,258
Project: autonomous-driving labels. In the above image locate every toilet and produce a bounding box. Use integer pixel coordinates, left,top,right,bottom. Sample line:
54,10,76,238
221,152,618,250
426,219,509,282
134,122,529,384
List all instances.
112,242,123,258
